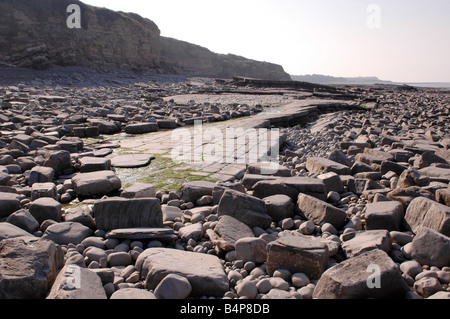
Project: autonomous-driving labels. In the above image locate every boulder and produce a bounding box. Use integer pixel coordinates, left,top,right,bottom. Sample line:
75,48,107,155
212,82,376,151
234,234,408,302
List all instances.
405,197,450,237
29,197,62,224
72,171,122,197
297,193,347,230
121,182,156,199
63,205,96,229
31,182,57,201
0,192,21,218
317,172,344,194
136,248,229,297
78,157,111,173
208,215,254,252
42,222,93,245
43,150,72,175
0,238,61,299
93,197,162,231
364,201,405,231
252,177,327,202
0,222,35,241
262,194,295,222
47,264,107,299
306,157,351,175
246,162,292,177
178,223,204,243
266,235,329,279
387,186,434,207
312,249,409,299
341,230,392,258
5,209,39,233
235,237,267,264
409,227,450,268
180,181,216,203
217,189,272,229
154,273,192,299
29,166,54,186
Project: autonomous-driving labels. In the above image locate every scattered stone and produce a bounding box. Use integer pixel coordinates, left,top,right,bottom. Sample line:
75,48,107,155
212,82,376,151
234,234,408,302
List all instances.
29,197,62,224
266,235,329,279
313,249,409,299
235,237,267,264
364,201,405,231
42,222,93,245
111,154,154,168
136,248,229,297
405,196,450,237
409,227,450,268
110,288,156,299
341,230,392,258
208,215,254,252
72,171,122,197
297,193,347,230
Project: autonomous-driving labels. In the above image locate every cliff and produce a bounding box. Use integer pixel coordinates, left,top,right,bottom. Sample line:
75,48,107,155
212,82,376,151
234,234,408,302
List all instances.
160,37,291,80
0,0,290,80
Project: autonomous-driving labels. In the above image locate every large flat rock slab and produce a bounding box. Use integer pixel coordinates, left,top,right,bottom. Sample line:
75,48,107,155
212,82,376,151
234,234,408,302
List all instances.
105,227,177,242
111,154,155,168
93,197,163,231
136,248,229,297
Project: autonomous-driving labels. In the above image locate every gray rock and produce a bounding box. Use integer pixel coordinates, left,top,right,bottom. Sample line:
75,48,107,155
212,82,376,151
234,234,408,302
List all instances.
306,157,351,175
107,252,132,267
125,122,158,134
93,197,163,231
29,197,62,224
414,277,443,298
341,230,392,258
78,157,111,173
0,238,61,299
29,166,55,186
178,223,204,242
208,215,254,252
42,222,93,245
218,189,272,229
235,237,267,264
43,150,72,175
5,209,39,233
72,171,122,197
110,288,156,299
31,182,57,201
266,235,329,279
105,228,177,242
64,205,96,229
136,248,228,297
246,162,292,177
405,196,450,237
297,193,347,230
0,192,21,218
0,222,35,241
111,154,154,168
180,181,216,203
154,274,192,299
364,201,405,231
313,249,409,299
409,227,450,268
262,194,295,222
317,172,344,194
121,182,156,199
47,264,107,299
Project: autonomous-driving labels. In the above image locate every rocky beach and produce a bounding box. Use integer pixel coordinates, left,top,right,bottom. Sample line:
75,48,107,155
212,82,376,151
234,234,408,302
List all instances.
0,0,449,305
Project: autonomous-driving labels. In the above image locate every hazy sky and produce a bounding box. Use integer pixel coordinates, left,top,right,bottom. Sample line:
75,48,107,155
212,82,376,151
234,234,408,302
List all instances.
81,0,450,82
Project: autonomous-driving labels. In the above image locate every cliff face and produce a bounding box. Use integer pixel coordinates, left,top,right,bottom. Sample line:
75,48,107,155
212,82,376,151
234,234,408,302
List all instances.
160,37,291,80
0,0,161,70
0,0,290,80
